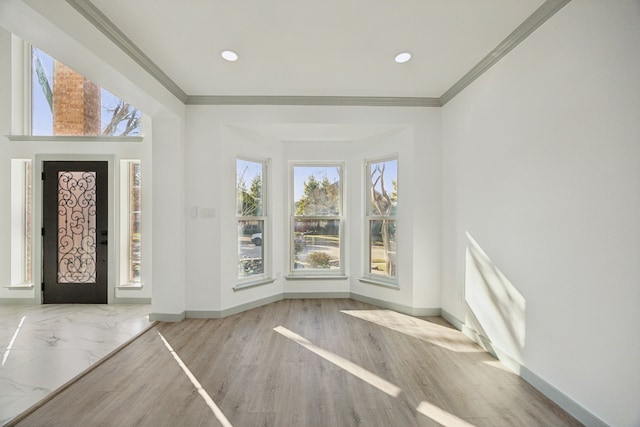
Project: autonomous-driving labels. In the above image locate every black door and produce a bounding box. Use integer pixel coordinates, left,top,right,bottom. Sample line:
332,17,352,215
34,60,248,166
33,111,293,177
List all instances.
43,161,108,304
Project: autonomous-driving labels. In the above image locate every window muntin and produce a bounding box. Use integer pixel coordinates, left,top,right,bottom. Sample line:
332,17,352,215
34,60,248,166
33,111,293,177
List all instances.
237,158,267,280
31,47,141,136
366,158,397,280
291,164,343,274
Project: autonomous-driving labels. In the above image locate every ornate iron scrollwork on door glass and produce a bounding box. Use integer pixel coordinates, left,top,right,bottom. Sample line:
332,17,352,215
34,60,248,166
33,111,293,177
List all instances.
57,171,97,283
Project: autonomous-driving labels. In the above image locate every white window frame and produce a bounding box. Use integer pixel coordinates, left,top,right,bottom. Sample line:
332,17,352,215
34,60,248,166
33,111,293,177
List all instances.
235,157,270,287
363,156,398,286
9,159,33,287
288,162,345,277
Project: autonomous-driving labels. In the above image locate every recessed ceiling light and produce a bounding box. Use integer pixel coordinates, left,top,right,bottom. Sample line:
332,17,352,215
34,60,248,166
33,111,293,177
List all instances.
394,52,412,64
221,50,238,62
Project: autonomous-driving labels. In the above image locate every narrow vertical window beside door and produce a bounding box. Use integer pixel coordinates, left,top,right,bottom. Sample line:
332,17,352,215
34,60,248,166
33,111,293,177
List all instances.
129,162,142,283
10,159,32,286
120,160,142,286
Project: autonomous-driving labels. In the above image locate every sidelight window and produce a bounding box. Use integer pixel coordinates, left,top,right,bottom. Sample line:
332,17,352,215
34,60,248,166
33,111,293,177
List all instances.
120,160,142,285
10,159,33,286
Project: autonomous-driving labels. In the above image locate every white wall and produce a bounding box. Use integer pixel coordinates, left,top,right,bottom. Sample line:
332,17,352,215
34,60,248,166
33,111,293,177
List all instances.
441,1,640,426
185,106,441,313
0,0,187,310
0,27,154,301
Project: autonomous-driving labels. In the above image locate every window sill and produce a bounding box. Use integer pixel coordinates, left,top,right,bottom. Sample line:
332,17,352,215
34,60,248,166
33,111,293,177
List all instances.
358,277,399,289
285,275,349,281
116,283,144,290
6,135,143,142
4,283,34,290
233,277,276,291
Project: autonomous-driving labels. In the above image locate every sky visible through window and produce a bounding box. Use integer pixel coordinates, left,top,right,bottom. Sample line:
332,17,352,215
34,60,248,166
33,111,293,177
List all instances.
31,47,141,136
293,165,341,203
236,159,263,189
370,159,397,199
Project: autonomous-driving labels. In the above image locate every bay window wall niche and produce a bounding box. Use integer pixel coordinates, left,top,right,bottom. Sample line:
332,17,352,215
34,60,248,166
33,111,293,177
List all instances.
291,164,343,275
366,158,398,282
237,158,267,280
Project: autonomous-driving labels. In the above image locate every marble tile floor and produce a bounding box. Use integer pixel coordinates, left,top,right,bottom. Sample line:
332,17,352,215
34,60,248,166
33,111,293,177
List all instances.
0,304,152,426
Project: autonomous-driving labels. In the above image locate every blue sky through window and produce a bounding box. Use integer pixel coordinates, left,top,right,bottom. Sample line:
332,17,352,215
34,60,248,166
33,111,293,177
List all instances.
293,165,341,203
31,47,141,136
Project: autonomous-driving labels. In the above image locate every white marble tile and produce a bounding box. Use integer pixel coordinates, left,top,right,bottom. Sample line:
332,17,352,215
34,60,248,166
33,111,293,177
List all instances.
0,304,151,426
0,395,49,426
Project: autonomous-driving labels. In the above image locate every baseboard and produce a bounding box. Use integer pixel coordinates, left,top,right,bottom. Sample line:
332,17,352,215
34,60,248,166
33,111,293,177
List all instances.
350,293,440,317
149,311,186,322
0,298,38,305
284,292,351,299
183,292,435,320
112,297,151,304
184,310,222,318
440,309,463,329
521,366,608,427
185,293,285,319
440,309,608,427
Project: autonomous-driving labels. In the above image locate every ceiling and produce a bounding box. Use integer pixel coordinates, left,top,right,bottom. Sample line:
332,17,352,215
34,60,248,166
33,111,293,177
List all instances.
9,0,570,105
77,0,552,101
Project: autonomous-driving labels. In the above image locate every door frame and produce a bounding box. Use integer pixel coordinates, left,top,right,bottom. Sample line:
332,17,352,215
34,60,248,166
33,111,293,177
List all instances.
35,154,116,304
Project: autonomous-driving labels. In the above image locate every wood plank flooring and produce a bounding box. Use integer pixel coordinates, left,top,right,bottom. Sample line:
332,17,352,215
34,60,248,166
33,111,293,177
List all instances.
10,299,582,426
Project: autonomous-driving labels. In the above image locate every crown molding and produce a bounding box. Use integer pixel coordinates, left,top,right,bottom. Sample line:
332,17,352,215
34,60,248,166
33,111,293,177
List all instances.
65,0,188,103
186,95,441,107
67,0,570,108
440,0,571,106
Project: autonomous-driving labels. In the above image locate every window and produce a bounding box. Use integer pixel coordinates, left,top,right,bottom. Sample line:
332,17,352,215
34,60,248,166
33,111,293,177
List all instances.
31,47,141,136
366,158,398,281
237,158,267,280
10,159,32,286
120,160,142,285
128,162,142,283
291,164,343,274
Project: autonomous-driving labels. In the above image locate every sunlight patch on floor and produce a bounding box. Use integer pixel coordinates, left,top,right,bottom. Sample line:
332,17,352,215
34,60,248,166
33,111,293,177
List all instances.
273,325,402,397
1,316,26,367
340,309,483,353
157,331,233,427
417,400,476,427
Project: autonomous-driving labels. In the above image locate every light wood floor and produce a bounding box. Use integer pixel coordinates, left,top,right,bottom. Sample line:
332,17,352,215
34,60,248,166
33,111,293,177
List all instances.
10,299,582,426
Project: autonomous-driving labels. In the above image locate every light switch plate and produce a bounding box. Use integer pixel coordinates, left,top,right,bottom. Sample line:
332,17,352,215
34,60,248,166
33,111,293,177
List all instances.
200,207,216,218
